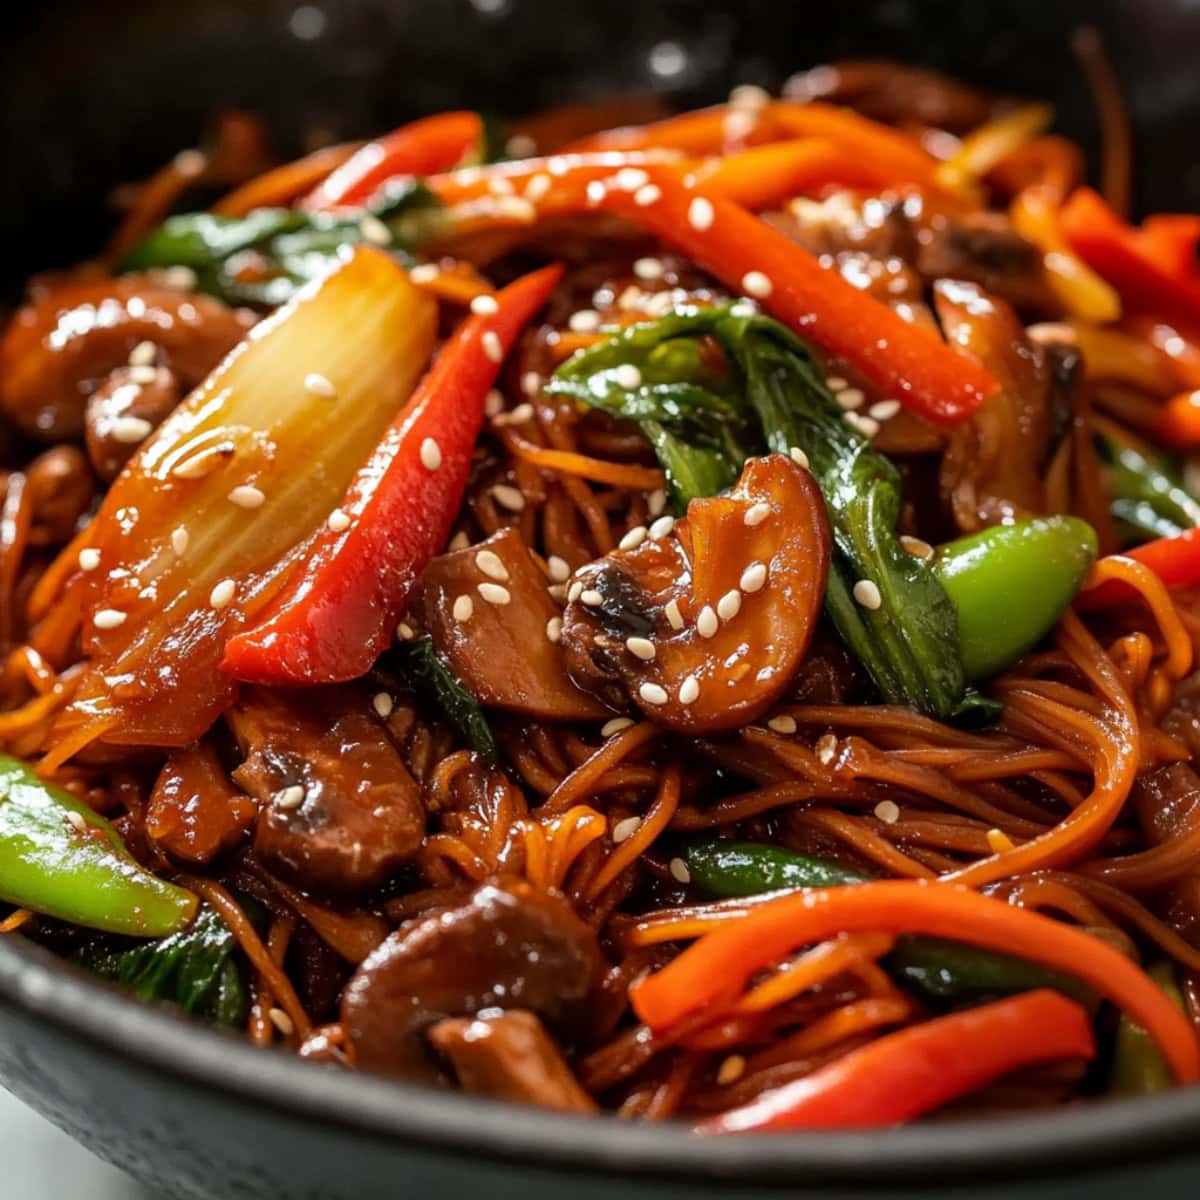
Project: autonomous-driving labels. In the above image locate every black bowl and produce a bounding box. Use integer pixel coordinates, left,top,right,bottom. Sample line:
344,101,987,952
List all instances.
3,2,1200,1196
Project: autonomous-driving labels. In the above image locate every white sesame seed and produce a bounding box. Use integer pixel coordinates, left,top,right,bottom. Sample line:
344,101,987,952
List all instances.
678,675,700,705
328,508,351,533
825,376,849,392
453,594,474,623
546,616,563,643
853,579,883,610
669,856,691,883
78,547,101,572
602,717,635,737
409,263,439,285
612,816,642,843
396,622,416,641
360,215,391,245
477,582,512,606
697,606,719,638
93,608,127,630
664,598,684,630
647,488,667,517
568,581,584,603
639,682,669,706
476,550,509,581
493,402,534,426
768,714,797,735
740,562,767,593
717,589,742,621
547,555,570,582
171,527,189,555
209,579,236,609
741,270,773,298
869,399,902,421
494,195,537,222
717,1054,747,1086
482,331,503,363
111,415,153,443
789,446,810,469
228,484,265,509
626,636,656,661
524,172,551,202
648,515,675,540
420,437,442,471
730,83,771,110
580,589,603,608
846,412,880,437
619,526,648,551
744,502,770,527
568,309,601,333
275,785,305,811
634,184,662,207
688,196,714,231
162,265,197,291
614,167,649,192
268,1008,295,1037
370,692,393,721
816,733,838,764
899,535,934,561
484,388,505,418
836,387,865,411
449,531,471,552
521,371,542,397
634,257,665,281
488,176,515,196
492,484,526,512
127,364,158,385
304,372,337,398
470,293,500,315
874,800,900,825
65,810,87,833
586,180,607,204
548,583,567,602
613,364,643,390
128,340,157,367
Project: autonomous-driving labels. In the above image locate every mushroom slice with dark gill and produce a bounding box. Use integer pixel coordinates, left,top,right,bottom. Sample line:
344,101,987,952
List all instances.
559,454,829,732
341,878,601,1083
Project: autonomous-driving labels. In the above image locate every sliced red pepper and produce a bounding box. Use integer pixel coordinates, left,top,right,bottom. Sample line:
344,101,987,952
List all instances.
302,111,483,211
1076,531,1200,610
696,990,1094,1132
221,263,564,685
427,161,999,425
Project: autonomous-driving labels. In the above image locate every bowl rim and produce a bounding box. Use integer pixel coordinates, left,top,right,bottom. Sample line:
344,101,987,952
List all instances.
2,931,1199,1187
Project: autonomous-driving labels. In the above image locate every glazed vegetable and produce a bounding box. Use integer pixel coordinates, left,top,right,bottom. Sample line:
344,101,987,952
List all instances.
396,638,498,763
1097,436,1200,542
933,517,1098,680
630,880,1200,1084
1110,963,1184,1096
0,754,197,937
697,990,1094,1132
1158,390,1200,450
222,264,562,686
76,906,247,1027
49,247,436,750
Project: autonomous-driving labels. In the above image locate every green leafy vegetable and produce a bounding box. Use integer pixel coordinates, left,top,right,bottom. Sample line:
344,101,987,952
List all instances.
76,907,248,1027
1098,435,1200,544
396,637,498,763
1110,963,1184,1095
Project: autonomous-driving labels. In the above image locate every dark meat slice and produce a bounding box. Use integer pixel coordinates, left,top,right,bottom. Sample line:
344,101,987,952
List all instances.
560,455,829,732
85,364,182,480
342,878,600,1082
227,686,425,896
428,1011,597,1112
422,526,608,720
145,741,258,865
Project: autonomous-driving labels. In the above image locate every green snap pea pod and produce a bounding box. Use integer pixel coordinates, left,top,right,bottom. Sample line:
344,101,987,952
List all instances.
1110,963,1184,1095
932,516,1098,682
1097,436,1200,543
683,839,1091,1006
0,755,197,937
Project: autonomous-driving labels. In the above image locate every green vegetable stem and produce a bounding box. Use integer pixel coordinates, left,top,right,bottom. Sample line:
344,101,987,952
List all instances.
396,637,498,763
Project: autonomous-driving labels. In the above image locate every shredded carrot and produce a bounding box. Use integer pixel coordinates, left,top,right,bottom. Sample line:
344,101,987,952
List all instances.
500,431,665,490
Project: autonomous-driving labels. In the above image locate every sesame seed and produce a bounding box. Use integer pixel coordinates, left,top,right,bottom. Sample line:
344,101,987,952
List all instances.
768,714,797,735
477,582,512,606
371,691,394,719
409,264,439,285
826,375,848,391
602,717,635,737
484,389,504,418
508,133,538,157
78,548,101,572
492,483,525,512
816,733,838,764
488,176,515,196
546,616,563,643
853,579,882,610
568,309,601,333
209,579,236,609
396,622,416,641
328,508,351,533
697,606,719,638
730,83,771,110
586,180,607,204
626,636,656,661
548,583,567,602
836,387,865,411
494,195,537,222
664,598,684,630
470,293,500,315
639,682,669,706
268,1008,295,1037
93,609,127,630
869,399,902,421
128,364,158,385
111,415,153,443
275,785,305,811
547,555,570,582
525,172,551,202
65,810,87,834
741,270,773,298
482,331,503,363
171,527,189,555
648,515,675,540
613,364,643,390
304,372,336,398
679,675,700,705
619,526,647,551
634,257,665,281
449,531,470,552
634,184,662,207
360,214,392,245
717,1054,746,1086
128,340,157,366
173,447,228,479
688,196,714,231
717,589,742,621
669,856,691,883
899,535,934,561
493,402,535,426
614,167,649,191
744,502,770,527
846,412,880,437
453,594,474,623
612,816,642,843
581,589,603,607
874,800,900,825
521,371,542,397
740,562,767,593
420,437,442,471
647,488,667,517
789,446,810,469
228,484,265,509
568,581,584,603
987,827,1016,854
476,550,509,581
162,265,197,291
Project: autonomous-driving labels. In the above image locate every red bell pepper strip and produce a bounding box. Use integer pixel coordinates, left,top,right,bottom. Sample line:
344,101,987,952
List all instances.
427,160,999,425
696,990,1095,1132
221,262,564,684
302,111,483,210
1076,531,1200,610
1061,188,1200,337
629,880,1200,1084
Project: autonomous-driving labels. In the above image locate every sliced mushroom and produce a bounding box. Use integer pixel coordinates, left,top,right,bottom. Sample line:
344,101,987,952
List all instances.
23,445,94,546
342,878,600,1082
560,454,829,732
422,526,607,720
85,364,182,480
227,686,425,896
